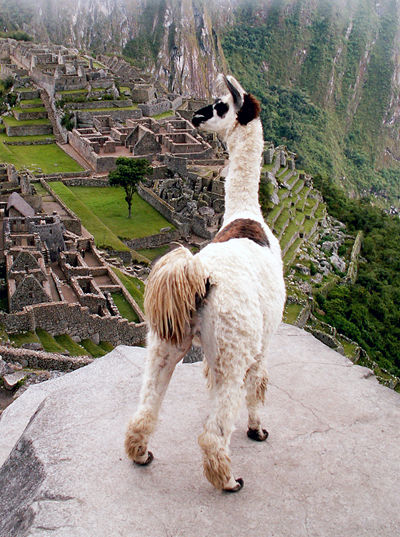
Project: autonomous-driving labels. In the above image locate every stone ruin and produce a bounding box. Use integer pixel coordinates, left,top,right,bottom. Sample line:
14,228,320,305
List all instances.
68,115,213,173
0,40,114,94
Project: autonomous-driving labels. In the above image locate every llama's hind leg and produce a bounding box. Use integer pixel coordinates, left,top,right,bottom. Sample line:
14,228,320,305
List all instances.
125,333,191,465
198,370,246,492
245,359,269,442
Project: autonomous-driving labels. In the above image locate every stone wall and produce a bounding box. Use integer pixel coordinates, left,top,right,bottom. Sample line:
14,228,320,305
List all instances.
104,249,132,264
19,89,40,100
161,155,188,176
138,99,171,116
0,345,93,371
13,110,48,121
68,129,98,169
0,302,147,347
66,100,133,110
137,183,181,229
62,177,110,187
282,230,300,257
34,171,91,180
123,230,180,250
40,179,82,236
5,123,53,137
76,108,142,126
4,139,55,146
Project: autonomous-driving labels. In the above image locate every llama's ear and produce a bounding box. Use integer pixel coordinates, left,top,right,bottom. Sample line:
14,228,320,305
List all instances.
237,93,261,126
223,75,244,110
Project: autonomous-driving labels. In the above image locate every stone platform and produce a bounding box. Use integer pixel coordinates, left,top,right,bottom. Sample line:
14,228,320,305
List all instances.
0,324,399,537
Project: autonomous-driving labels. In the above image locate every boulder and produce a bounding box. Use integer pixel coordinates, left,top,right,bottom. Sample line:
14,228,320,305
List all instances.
3,371,27,391
0,326,399,537
330,252,346,272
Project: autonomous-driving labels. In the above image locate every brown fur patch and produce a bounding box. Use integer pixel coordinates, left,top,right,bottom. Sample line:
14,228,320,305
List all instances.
237,93,261,125
212,218,270,248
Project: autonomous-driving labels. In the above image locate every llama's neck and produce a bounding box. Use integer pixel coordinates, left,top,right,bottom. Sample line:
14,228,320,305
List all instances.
222,118,264,223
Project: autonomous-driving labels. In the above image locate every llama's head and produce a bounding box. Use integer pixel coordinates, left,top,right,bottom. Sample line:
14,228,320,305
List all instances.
192,74,261,136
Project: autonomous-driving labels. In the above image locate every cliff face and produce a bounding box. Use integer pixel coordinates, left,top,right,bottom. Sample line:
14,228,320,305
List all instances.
0,0,228,98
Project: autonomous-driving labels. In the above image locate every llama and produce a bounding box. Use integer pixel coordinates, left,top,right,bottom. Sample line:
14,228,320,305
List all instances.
125,75,286,492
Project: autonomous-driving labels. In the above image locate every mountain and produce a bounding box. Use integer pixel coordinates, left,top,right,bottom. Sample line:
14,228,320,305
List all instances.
1,0,400,199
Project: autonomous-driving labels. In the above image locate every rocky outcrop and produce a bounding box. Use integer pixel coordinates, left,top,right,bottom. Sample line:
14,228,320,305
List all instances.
0,324,399,536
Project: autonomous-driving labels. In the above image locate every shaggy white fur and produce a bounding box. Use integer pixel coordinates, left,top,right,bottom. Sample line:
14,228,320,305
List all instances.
125,75,286,492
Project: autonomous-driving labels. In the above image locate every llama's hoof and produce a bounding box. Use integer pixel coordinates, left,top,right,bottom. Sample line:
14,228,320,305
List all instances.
134,451,154,466
247,428,269,442
224,478,244,493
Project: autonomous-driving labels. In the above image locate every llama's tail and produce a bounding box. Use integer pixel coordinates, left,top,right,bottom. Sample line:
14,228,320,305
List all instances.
144,246,208,345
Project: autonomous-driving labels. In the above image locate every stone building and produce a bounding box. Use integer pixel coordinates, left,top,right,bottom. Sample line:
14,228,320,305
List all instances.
68,115,213,173
6,192,35,218
6,249,52,313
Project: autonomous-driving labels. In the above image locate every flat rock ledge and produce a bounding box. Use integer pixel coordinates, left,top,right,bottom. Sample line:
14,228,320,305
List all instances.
0,324,399,537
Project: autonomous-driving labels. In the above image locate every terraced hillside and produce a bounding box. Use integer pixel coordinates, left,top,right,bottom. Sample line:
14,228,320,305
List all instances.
265,148,399,391
0,86,84,173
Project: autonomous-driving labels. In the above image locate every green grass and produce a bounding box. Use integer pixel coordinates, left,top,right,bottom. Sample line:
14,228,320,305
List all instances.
13,106,46,114
76,105,138,112
111,268,144,312
0,132,55,143
152,111,174,120
32,182,50,196
314,202,326,219
56,184,175,239
267,204,282,224
280,220,300,249
136,245,170,261
0,143,83,173
339,338,358,359
80,339,107,358
262,162,275,172
47,183,130,251
303,199,317,216
283,236,303,266
36,329,66,353
19,98,43,107
9,331,41,347
0,324,9,343
54,334,89,356
58,89,89,95
111,292,140,323
283,303,303,324
303,218,317,235
99,341,114,353
3,116,50,126
274,208,290,234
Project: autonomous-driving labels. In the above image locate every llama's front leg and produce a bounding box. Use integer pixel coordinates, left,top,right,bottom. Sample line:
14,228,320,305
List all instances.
245,360,269,442
198,375,246,492
125,333,191,465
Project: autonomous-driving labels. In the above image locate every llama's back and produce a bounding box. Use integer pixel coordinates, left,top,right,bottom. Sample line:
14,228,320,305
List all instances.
197,237,285,352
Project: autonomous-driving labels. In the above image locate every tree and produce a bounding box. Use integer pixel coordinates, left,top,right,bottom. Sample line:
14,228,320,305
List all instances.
108,157,153,218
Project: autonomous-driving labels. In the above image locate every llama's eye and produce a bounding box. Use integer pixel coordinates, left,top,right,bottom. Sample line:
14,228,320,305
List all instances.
215,101,229,118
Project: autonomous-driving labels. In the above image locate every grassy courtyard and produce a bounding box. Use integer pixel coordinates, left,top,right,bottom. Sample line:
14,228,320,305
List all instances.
0,132,83,173
51,183,174,240
48,182,130,252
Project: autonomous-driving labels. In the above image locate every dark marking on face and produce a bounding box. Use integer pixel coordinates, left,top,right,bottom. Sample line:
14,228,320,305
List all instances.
192,104,214,127
237,93,261,126
212,218,270,247
215,100,229,118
